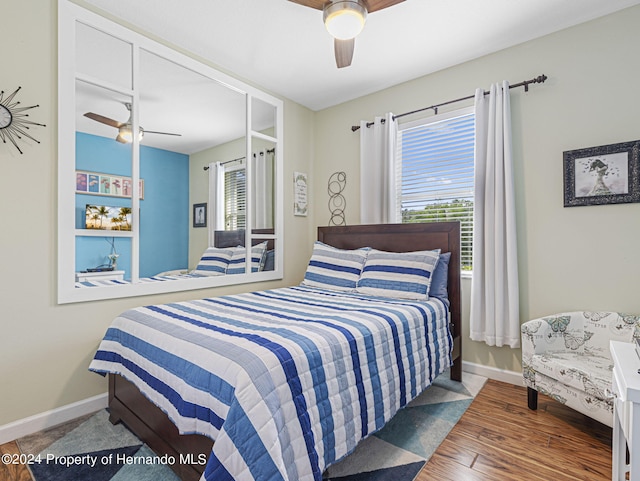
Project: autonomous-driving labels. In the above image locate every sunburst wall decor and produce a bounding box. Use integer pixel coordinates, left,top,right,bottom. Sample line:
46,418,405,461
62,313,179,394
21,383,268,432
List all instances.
0,86,46,154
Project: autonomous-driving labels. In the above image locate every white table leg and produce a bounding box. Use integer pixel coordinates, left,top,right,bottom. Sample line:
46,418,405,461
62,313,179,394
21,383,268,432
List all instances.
630,401,640,481
613,402,626,481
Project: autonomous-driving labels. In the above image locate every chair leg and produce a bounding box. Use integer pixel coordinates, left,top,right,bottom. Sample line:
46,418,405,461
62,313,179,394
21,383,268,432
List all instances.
527,387,538,410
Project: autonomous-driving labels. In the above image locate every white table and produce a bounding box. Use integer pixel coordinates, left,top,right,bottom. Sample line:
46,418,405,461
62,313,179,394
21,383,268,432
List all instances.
75,270,125,282
611,340,640,481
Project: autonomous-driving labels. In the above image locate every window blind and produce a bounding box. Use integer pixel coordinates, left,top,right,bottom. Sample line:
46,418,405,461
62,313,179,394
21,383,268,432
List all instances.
398,111,475,269
224,167,246,230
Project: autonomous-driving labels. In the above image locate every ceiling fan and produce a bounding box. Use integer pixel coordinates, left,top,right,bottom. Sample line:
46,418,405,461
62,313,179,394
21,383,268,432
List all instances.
84,103,181,144
289,0,404,68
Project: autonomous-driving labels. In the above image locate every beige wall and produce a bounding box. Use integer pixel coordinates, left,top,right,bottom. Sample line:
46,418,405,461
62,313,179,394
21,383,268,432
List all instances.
3,0,640,428
313,5,640,373
189,130,279,268
0,1,315,426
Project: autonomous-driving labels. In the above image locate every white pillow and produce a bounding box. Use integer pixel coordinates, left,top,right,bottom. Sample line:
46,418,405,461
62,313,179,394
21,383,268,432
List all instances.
301,241,369,292
227,241,268,274
193,247,234,276
356,248,440,300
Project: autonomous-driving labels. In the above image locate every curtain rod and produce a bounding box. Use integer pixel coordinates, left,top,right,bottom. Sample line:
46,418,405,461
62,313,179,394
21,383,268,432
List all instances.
350,74,548,132
203,148,275,171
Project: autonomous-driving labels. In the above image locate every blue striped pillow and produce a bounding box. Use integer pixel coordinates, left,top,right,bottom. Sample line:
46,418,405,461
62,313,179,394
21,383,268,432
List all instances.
193,247,234,276
302,241,370,291
356,248,441,300
227,241,268,275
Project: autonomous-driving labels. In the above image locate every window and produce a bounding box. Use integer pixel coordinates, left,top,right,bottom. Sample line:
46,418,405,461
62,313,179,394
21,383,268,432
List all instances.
224,165,246,230
397,108,475,270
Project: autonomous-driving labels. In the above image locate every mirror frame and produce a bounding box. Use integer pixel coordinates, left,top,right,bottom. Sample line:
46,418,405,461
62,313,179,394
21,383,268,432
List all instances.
58,1,283,304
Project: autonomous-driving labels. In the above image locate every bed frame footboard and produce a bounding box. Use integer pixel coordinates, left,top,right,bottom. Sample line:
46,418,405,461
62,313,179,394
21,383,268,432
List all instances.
108,374,212,481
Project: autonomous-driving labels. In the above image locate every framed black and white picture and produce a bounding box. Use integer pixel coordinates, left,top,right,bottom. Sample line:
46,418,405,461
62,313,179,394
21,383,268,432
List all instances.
193,203,207,227
563,140,640,207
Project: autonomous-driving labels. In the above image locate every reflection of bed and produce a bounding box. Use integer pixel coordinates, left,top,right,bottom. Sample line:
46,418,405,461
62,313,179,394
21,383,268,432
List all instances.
91,222,461,481
76,229,276,288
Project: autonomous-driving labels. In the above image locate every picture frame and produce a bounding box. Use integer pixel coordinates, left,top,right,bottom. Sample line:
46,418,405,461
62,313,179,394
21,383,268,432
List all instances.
563,140,640,207
293,171,308,216
85,203,132,231
193,202,207,228
76,170,144,200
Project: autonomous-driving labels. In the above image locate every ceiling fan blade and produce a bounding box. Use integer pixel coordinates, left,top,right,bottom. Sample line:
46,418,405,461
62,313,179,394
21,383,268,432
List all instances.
84,112,124,128
288,0,405,13
363,0,404,13
143,130,182,137
335,38,355,68
287,0,324,10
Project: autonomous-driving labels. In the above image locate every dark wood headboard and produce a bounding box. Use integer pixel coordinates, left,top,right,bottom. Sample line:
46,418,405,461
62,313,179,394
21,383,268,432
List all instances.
214,229,275,250
318,222,462,381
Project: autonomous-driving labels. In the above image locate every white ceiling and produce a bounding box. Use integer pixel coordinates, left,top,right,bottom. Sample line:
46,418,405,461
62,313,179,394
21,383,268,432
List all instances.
82,0,640,113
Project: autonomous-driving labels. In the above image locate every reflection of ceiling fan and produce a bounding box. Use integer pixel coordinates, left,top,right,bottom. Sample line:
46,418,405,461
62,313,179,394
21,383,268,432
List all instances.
84,103,181,143
289,0,404,68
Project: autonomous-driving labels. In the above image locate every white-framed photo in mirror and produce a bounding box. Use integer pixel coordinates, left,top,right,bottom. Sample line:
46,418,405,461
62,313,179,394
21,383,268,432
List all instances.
193,203,207,228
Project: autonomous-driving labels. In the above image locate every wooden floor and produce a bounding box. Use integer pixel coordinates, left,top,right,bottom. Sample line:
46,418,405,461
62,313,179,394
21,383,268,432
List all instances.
416,379,612,481
0,379,612,481
0,441,32,481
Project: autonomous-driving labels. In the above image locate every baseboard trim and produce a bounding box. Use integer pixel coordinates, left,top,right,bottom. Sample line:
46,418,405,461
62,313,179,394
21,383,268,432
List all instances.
462,361,523,386
0,393,108,445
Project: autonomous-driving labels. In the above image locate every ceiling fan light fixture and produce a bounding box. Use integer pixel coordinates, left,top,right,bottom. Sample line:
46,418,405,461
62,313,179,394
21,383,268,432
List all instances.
117,125,144,143
323,1,367,40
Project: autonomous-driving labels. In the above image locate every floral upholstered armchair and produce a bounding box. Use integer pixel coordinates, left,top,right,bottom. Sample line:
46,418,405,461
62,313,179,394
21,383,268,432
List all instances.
521,311,640,427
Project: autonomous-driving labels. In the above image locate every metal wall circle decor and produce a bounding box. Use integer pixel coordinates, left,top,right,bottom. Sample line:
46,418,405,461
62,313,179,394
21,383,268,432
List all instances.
328,171,347,226
0,86,46,154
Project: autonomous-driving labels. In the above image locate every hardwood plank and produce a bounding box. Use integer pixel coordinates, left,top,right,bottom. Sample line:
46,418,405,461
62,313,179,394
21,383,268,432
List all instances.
0,441,34,481
416,379,612,481
444,430,584,481
415,452,504,481
430,438,478,468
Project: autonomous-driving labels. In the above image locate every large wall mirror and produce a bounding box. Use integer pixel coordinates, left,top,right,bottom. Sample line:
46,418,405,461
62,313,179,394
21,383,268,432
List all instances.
58,1,283,303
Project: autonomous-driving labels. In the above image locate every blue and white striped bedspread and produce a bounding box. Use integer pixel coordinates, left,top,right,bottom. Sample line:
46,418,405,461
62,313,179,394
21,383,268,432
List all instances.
89,285,452,481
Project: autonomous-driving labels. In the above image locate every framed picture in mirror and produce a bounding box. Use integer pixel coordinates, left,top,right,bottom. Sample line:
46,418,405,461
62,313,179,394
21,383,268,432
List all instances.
193,203,207,228
76,170,144,199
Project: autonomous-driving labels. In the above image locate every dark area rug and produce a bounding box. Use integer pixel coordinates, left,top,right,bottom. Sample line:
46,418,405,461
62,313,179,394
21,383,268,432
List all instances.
17,370,485,481
17,410,179,481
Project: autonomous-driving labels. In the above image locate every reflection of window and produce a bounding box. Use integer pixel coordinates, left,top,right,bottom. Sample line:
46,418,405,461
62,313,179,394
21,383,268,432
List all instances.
224,165,246,230
397,108,475,270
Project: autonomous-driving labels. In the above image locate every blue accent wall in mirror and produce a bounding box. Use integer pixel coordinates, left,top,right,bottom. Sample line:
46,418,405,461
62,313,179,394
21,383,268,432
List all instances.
75,132,189,278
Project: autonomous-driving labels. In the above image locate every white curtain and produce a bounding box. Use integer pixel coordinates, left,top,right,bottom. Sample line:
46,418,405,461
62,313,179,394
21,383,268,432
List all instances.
207,161,225,246
360,112,398,224
470,81,520,348
252,150,274,229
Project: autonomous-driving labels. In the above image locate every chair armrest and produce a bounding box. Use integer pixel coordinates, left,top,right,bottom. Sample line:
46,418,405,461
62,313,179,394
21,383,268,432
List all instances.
521,312,586,358
521,310,640,361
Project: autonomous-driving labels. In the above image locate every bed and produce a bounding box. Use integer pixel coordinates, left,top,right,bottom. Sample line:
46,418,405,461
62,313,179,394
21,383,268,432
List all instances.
90,222,462,481
76,229,276,288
